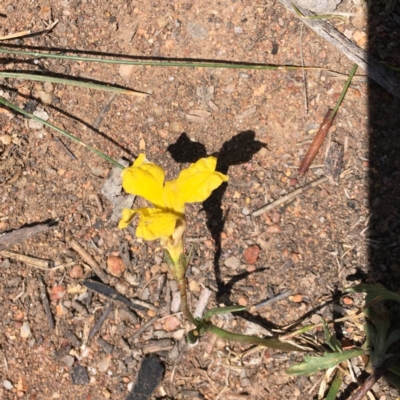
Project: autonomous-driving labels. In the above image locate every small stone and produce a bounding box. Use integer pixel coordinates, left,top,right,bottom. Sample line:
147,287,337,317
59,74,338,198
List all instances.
353,30,367,47
147,309,157,317
241,207,250,216
3,380,13,390
170,291,181,313
224,256,241,269
107,255,126,277
37,90,53,105
0,134,12,145
119,64,135,80
170,121,183,133
243,245,260,264
343,296,353,305
290,294,303,303
20,321,32,338
189,280,200,292
163,316,181,332
97,355,112,372
238,297,247,306
60,355,75,368
71,365,90,385
266,224,282,234
28,109,49,130
69,265,84,279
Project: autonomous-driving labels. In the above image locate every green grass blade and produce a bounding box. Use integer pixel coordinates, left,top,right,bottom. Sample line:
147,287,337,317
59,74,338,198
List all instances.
346,283,400,303
286,349,364,375
0,71,147,96
0,47,325,71
330,63,358,119
325,368,345,400
0,97,124,169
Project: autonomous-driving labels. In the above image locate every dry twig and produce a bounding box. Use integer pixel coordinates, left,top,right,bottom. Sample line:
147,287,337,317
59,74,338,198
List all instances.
252,176,328,217
37,275,55,330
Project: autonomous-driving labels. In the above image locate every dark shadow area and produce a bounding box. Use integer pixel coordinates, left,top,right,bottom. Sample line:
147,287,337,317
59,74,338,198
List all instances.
367,2,400,291
365,1,400,397
0,83,136,158
168,131,267,303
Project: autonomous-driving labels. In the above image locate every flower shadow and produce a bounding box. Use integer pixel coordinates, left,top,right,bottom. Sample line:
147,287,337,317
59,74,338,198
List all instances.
167,131,266,302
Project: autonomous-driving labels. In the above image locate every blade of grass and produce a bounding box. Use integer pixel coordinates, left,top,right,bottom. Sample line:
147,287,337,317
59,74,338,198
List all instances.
325,368,345,400
291,2,345,20
0,47,326,71
0,97,124,169
0,72,147,97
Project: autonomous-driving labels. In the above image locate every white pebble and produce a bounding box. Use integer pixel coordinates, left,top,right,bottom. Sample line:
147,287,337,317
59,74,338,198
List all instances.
242,207,250,216
3,380,13,390
20,321,32,338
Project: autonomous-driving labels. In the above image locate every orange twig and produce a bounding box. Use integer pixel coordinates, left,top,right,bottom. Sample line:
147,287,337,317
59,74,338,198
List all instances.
298,109,334,175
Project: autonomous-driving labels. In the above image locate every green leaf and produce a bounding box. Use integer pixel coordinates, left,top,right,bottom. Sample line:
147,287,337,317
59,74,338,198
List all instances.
286,349,364,375
346,283,400,303
322,319,342,353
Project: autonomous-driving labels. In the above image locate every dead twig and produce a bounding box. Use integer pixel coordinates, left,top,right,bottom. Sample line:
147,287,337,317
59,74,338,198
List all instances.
37,275,55,330
298,109,333,175
0,221,56,251
66,235,109,282
278,0,400,99
88,301,113,341
131,316,158,339
252,176,328,217
0,250,53,269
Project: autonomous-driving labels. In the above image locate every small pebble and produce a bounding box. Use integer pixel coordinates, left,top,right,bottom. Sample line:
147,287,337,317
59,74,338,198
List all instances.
0,134,12,145
107,255,126,277
241,207,250,216
3,380,13,390
343,296,353,305
243,245,260,264
119,64,135,80
97,355,112,372
290,294,303,303
224,256,241,269
69,265,84,279
163,316,181,332
71,365,90,385
20,321,32,339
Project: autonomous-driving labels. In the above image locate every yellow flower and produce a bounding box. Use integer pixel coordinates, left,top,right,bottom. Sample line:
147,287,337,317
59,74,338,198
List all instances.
119,154,228,263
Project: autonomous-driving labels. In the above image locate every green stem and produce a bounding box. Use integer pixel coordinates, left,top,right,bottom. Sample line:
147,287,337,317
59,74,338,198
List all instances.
208,324,306,352
0,47,324,71
0,97,124,169
330,63,358,119
0,71,146,96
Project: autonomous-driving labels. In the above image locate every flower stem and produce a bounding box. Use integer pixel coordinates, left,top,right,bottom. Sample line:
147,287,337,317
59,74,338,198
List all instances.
207,324,305,352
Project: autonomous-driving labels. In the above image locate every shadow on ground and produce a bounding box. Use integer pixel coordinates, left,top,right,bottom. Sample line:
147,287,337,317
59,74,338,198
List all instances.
367,2,400,292
168,131,266,302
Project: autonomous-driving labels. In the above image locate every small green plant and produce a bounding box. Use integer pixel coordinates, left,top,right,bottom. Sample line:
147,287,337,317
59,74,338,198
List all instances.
287,283,400,399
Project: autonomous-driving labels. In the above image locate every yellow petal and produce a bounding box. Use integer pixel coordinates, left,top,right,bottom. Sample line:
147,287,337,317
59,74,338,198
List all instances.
118,209,138,229
135,208,183,241
165,156,228,209
121,154,165,207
